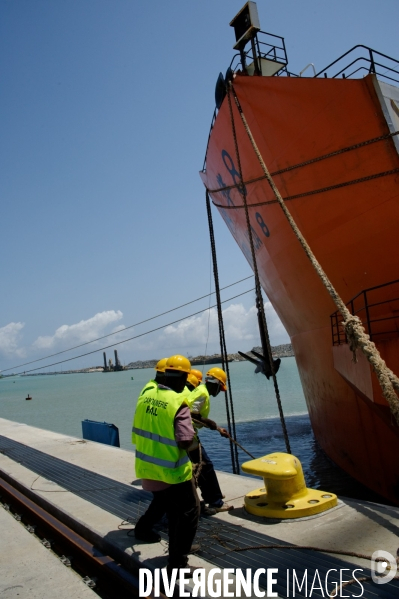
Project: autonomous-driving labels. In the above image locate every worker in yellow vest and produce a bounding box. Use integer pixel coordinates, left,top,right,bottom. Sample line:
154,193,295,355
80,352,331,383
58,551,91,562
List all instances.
139,357,168,395
179,371,200,404
187,367,233,512
186,372,199,393
190,368,203,384
132,355,200,574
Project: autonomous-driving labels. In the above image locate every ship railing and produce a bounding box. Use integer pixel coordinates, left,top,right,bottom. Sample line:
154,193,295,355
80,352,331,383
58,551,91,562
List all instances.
314,45,399,84
203,41,398,171
229,39,399,83
331,279,399,346
229,30,289,76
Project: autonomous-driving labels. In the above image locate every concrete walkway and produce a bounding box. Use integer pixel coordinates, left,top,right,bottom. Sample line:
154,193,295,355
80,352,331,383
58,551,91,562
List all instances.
1,418,399,598
0,505,96,599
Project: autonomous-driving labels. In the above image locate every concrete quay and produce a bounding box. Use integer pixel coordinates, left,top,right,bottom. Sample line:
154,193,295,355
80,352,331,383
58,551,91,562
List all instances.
0,417,398,598
0,502,97,599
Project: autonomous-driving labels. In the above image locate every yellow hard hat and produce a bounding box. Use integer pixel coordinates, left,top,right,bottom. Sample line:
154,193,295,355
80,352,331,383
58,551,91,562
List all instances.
165,355,191,374
190,368,203,382
155,358,168,373
186,373,199,388
206,367,227,391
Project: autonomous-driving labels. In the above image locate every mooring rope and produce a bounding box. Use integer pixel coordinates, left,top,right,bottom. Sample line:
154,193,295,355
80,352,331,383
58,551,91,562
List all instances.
206,192,240,474
226,84,292,454
206,129,399,197
192,442,203,486
228,80,399,425
211,167,399,209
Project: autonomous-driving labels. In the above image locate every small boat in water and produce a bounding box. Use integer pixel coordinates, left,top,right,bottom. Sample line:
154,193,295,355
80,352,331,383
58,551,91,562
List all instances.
25,394,32,401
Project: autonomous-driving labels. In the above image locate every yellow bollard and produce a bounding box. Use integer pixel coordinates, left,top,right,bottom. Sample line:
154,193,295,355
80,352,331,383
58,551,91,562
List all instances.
241,452,337,518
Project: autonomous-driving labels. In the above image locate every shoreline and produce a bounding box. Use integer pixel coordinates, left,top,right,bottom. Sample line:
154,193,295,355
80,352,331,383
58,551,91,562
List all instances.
7,344,294,377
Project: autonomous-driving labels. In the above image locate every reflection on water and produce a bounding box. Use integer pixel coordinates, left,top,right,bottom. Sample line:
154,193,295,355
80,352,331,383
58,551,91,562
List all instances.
199,414,391,505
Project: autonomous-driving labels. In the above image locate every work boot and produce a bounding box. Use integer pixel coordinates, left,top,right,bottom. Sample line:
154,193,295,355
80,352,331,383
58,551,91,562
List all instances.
200,500,216,516
209,501,234,512
202,505,216,516
134,527,161,543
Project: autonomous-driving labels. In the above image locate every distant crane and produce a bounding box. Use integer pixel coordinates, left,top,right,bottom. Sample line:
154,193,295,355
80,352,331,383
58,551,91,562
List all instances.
114,350,124,372
102,350,124,372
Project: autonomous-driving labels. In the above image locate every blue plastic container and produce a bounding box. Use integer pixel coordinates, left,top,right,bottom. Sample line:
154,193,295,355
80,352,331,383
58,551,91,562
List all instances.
81,419,120,447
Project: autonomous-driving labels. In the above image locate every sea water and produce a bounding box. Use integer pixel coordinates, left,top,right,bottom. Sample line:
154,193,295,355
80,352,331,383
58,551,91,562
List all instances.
0,358,386,504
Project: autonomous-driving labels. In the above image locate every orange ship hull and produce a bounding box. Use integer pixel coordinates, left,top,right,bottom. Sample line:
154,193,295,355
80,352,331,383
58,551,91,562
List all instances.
201,73,399,504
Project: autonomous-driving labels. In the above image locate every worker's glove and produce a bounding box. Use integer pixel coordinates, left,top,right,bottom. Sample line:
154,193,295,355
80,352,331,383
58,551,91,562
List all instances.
217,427,229,438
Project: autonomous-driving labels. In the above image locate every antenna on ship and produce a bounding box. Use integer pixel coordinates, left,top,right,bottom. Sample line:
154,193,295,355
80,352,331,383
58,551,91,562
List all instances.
215,3,289,112
229,2,288,77
230,1,261,74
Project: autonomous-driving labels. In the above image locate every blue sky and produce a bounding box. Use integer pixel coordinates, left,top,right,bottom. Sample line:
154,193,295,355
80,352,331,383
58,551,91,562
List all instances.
1,0,398,372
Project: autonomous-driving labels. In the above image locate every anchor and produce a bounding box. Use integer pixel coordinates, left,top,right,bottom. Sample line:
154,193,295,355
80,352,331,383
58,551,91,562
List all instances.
238,349,281,379
239,299,281,379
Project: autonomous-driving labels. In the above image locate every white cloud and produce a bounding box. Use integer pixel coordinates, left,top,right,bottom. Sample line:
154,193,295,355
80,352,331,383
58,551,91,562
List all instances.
33,310,123,349
111,325,126,334
0,322,26,357
159,301,289,355
162,308,218,347
21,302,288,368
223,304,259,342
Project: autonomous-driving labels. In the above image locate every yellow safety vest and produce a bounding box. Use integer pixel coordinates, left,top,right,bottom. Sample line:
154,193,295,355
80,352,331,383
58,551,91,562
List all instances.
187,384,210,434
132,385,192,484
139,379,157,396
182,386,191,401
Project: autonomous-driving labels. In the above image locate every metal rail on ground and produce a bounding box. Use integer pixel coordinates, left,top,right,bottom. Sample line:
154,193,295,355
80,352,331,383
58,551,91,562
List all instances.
0,475,160,599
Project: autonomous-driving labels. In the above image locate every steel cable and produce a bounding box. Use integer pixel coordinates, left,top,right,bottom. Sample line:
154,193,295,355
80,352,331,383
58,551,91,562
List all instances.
7,288,254,375
206,192,240,474
226,82,291,454
2,276,252,374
